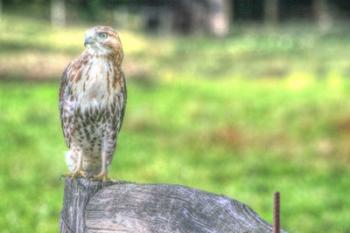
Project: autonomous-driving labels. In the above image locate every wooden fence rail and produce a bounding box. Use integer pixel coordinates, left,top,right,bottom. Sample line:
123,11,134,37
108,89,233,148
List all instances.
60,178,284,233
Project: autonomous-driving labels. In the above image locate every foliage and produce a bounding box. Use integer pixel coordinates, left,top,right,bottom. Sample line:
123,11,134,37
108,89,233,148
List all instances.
0,14,350,233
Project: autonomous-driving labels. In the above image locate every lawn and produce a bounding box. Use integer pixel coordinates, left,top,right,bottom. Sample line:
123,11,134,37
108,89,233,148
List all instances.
0,14,350,233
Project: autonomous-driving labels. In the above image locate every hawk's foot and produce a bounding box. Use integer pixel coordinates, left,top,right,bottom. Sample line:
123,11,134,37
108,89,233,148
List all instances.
63,169,87,179
92,172,109,182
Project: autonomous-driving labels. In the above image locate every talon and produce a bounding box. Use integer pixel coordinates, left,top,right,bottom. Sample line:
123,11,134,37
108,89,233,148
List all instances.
63,169,87,179
92,172,109,182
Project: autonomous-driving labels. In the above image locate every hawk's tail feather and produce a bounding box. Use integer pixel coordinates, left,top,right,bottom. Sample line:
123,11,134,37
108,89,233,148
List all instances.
65,150,76,172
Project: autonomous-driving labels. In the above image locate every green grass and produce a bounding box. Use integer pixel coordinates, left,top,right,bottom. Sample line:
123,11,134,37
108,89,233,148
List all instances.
1,14,350,233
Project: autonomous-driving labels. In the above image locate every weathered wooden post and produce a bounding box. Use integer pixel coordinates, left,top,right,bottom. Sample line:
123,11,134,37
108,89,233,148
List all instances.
60,178,286,233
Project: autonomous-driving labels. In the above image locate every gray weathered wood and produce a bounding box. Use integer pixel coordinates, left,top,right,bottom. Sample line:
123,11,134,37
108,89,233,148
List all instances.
60,178,114,233
61,178,283,233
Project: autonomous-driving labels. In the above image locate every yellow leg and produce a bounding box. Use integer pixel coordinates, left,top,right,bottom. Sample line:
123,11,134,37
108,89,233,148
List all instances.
93,152,109,182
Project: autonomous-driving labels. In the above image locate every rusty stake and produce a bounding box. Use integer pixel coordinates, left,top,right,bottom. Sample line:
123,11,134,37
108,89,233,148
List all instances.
273,192,280,233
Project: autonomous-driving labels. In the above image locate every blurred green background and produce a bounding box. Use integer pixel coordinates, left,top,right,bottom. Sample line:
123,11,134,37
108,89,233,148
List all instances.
0,1,350,233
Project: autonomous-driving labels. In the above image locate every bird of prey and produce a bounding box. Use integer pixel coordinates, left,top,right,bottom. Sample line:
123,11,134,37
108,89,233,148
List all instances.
59,26,127,181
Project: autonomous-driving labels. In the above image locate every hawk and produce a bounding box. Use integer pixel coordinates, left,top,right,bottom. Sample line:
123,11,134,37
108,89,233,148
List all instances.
59,26,127,181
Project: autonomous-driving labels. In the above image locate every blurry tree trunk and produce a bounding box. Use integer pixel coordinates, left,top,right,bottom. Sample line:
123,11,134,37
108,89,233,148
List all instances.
114,6,129,29
169,0,231,36
230,0,234,25
0,0,3,22
264,0,278,25
51,0,66,27
314,0,332,31
207,0,230,37
172,1,206,34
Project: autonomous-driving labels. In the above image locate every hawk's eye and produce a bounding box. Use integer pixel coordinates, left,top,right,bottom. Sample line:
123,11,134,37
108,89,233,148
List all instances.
98,32,108,39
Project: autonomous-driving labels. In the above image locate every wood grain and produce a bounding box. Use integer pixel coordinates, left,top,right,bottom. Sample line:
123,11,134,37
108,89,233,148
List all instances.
60,178,284,233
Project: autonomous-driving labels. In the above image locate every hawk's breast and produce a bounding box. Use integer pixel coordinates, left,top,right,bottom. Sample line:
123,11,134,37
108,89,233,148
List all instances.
75,57,114,111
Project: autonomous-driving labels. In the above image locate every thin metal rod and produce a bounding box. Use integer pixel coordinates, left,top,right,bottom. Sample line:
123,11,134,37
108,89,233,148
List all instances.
273,192,280,233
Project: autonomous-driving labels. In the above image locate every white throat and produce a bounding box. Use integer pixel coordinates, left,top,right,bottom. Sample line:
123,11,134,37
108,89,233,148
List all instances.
86,44,111,57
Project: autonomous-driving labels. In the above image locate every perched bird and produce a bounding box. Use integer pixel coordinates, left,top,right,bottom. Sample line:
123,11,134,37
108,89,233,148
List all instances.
59,26,127,181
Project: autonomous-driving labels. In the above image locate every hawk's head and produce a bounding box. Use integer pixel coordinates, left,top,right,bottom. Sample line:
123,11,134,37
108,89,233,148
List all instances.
84,26,122,57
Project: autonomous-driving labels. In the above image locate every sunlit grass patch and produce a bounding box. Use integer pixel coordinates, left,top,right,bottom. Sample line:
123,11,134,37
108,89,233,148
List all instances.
1,77,350,233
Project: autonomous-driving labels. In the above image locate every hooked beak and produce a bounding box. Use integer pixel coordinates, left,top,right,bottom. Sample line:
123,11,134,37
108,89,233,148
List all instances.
84,36,94,47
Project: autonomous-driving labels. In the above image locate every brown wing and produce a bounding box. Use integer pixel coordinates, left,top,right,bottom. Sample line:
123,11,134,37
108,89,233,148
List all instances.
59,63,76,148
118,71,127,133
